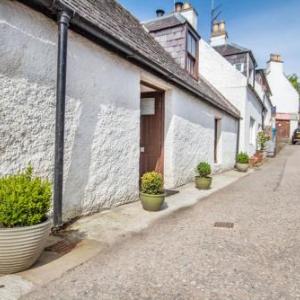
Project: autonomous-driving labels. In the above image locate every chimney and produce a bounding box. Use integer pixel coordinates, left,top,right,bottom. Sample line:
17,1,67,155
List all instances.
156,9,165,18
175,1,183,12
210,20,228,47
269,54,283,63
179,2,198,30
267,53,284,73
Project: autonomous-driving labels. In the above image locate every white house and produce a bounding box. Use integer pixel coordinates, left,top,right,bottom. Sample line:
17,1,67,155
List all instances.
265,54,299,139
198,21,267,156
0,0,240,222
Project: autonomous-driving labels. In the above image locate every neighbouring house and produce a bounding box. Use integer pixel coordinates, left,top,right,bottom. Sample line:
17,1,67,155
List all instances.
0,0,240,221
255,69,275,130
198,20,268,155
265,54,300,140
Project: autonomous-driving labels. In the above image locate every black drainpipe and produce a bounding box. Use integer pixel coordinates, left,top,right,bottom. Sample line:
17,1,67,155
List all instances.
236,119,240,157
53,10,72,227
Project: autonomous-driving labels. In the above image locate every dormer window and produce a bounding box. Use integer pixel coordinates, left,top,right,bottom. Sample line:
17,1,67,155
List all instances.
186,31,198,78
235,63,244,73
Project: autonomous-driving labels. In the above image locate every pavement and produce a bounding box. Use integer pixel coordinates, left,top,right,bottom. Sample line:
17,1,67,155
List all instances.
3,145,300,299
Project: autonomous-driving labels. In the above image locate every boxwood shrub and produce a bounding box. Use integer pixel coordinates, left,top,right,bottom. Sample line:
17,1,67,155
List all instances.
236,152,249,164
0,166,51,228
141,171,164,195
197,162,211,177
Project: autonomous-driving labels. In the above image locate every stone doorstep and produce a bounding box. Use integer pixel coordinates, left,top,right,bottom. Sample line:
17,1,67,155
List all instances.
0,168,253,299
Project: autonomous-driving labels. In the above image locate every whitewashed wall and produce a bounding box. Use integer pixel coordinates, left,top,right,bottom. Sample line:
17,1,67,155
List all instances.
266,60,299,138
0,0,141,220
199,39,264,155
164,88,238,188
0,0,238,220
266,61,299,114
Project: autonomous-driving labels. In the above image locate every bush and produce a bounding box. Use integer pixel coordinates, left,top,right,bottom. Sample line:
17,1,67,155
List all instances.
141,171,164,195
257,131,270,150
0,166,52,228
236,152,249,164
197,162,211,177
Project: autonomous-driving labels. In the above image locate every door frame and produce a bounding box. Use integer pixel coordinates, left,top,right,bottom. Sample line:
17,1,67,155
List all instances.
140,91,165,177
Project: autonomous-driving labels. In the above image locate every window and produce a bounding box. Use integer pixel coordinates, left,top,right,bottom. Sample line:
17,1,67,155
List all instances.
186,32,197,77
235,63,244,73
214,118,221,163
249,117,255,145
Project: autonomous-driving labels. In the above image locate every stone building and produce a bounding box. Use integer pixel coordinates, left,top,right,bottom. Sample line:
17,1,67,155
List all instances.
0,0,240,221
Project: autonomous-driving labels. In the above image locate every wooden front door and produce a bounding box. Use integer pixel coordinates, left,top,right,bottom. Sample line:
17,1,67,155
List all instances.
276,120,290,140
140,92,164,177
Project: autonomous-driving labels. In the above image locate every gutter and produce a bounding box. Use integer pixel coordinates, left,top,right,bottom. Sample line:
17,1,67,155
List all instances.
17,0,240,120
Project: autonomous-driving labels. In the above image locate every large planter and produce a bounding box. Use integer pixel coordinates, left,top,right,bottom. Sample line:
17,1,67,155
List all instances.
140,192,165,212
236,162,249,172
0,219,51,274
195,176,212,190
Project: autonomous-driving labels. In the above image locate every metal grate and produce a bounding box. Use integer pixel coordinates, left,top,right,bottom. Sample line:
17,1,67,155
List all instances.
45,240,76,254
214,222,234,228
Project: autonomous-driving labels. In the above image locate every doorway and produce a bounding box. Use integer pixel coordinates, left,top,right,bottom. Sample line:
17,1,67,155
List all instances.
140,91,165,178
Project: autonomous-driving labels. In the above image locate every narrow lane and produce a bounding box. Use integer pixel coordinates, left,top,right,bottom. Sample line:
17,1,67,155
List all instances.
24,145,300,300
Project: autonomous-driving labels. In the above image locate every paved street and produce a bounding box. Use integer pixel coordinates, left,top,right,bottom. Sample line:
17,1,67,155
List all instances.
23,145,300,300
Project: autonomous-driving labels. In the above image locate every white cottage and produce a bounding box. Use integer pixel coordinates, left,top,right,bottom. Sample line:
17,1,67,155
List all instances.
0,0,240,223
199,21,268,156
265,54,299,140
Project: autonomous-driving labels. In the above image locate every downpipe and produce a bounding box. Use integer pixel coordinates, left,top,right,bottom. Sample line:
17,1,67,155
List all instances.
53,10,72,227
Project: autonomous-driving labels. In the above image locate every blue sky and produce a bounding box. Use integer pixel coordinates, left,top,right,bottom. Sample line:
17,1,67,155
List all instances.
118,0,300,75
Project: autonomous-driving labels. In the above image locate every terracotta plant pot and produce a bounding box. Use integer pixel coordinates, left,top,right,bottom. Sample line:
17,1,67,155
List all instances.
0,219,51,274
195,176,212,190
140,192,165,211
236,162,249,172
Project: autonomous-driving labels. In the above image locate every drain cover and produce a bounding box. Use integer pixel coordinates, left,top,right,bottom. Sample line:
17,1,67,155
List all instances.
45,240,76,254
214,222,234,228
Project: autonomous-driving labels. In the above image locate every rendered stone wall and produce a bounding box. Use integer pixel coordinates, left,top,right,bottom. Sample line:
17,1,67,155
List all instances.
0,0,140,220
164,88,238,188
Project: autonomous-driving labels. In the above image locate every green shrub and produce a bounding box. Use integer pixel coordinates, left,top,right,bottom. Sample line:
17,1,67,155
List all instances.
0,166,52,228
257,131,270,150
236,152,249,164
141,171,164,195
197,162,211,177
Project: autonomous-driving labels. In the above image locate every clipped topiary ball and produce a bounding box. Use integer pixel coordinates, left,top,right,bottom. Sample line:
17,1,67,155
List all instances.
197,162,211,177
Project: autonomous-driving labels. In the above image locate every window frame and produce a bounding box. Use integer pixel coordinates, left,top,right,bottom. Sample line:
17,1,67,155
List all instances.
185,29,198,78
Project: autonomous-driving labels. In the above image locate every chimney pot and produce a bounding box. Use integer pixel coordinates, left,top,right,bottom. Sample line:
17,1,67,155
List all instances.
270,54,283,63
219,21,226,32
175,1,183,12
182,2,191,10
156,9,165,17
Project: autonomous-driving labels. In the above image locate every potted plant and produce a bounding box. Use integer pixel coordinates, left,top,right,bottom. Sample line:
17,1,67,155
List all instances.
0,166,51,274
140,171,165,211
195,162,212,190
257,131,270,159
236,152,250,172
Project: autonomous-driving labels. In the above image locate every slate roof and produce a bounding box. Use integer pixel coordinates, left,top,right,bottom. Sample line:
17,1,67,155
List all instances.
26,0,240,118
214,43,257,67
143,14,187,32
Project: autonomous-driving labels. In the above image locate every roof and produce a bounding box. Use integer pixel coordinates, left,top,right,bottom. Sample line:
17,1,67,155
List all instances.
22,0,240,118
256,69,272,96
143,13,200,40
142,14,187,32
214,43,257,67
